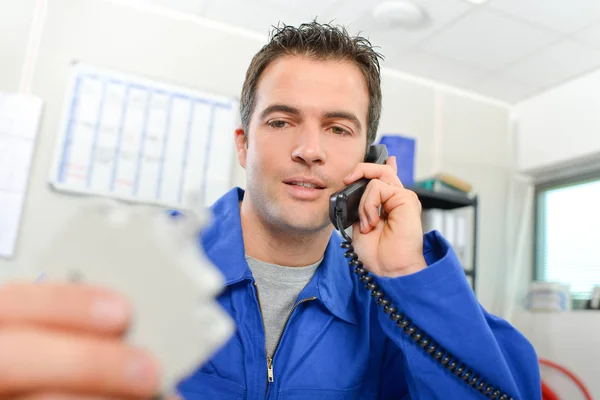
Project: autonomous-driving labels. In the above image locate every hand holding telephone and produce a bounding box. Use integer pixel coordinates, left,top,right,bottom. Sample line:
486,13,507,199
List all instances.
329,144,388,231
327,144,514,399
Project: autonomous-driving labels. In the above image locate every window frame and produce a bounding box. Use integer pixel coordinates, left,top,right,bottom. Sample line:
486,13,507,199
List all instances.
533,170,600,307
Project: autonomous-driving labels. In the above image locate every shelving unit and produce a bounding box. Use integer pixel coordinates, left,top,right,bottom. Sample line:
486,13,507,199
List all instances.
410,187,479,293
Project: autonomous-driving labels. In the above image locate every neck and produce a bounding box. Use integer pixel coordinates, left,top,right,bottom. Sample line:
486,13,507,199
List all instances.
239,200,332,267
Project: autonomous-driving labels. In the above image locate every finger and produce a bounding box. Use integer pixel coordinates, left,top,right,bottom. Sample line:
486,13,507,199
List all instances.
0,327,160,398
358,181,378,231
1,393,140,400
0,282,131,335
380,189,422,220
386,156,398,174
358,180,400,233
343,162,402,188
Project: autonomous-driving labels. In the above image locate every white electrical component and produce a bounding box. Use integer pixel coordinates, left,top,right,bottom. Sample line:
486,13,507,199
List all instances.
372,0,430,30
39,198,235,396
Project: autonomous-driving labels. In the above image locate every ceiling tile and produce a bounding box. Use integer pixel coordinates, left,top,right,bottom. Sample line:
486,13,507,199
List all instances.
574,22,600,49
141,0,209,14
504,39,600,89
204,0,310,34
311,0,374,30
466,75,537,103
488,0,600,34
262,0,341,15
421,8,558,70
326,0,472,52
388,49,488,87
261,0,343,27
380,0,472,55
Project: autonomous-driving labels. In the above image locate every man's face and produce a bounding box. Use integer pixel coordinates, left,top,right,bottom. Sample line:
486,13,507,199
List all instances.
236,55,369,233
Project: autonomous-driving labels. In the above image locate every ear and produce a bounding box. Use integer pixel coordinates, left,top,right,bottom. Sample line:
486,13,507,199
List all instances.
234,126,247,169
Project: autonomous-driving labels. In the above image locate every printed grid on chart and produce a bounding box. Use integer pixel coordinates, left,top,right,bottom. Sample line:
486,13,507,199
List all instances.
55,73,234,207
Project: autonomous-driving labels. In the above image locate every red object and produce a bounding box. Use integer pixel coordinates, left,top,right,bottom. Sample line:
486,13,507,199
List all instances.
542,380,560,400
539,359,593,400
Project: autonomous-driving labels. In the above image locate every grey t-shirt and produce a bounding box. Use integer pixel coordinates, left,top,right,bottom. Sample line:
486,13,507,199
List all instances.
246,255,321,356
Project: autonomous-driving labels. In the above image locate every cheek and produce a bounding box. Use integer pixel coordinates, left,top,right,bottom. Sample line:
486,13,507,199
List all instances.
328,145,364,175
246,138,282,177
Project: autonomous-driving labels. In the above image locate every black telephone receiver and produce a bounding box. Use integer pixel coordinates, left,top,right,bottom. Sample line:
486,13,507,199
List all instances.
328,144,514,399
329,144,388,231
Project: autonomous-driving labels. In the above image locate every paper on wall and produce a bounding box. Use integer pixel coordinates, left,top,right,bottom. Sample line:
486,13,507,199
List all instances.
0,93,43,258
50,63,238,209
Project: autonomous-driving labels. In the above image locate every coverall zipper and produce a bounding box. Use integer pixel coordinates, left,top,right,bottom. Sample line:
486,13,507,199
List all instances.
254,282,316,391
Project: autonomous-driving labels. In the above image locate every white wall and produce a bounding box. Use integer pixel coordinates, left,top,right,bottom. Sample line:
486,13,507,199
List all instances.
515,68,600,175
0,0,512,314
0,0,37,92
437,93,512,314
378,75,514,313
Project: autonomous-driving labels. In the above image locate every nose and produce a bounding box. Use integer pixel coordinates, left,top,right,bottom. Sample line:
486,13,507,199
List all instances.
291,126,326,165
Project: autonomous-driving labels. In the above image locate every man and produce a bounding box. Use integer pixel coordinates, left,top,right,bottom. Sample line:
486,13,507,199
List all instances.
0,22,540,399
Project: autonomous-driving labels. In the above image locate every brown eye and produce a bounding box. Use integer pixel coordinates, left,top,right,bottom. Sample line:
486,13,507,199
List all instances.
268,120,289,129
331,126,350,136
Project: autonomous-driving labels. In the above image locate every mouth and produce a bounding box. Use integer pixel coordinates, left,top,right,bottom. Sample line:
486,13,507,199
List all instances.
283,177,326,190
284,181,325,189
283,177,327,200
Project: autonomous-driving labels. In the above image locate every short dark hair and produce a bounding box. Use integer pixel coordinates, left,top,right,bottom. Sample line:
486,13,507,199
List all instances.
240,21,384,147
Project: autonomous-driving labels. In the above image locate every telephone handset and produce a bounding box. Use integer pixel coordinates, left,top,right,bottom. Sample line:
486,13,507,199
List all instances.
329,144,388,231
328,144,514,400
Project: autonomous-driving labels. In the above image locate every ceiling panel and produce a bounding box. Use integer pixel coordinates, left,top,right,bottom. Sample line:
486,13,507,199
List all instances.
262,0,342,23
574,22,600,49
203,0,311,34
142,0,209,14
137,0,600,103
488,0,600,34
421,8,558,70
365,0,473,58
504,39,600,89
263,0,341,10
388,50,488,87
310,0,375,30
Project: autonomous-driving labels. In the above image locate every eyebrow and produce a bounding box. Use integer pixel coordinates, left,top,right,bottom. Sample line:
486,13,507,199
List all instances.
323,111,362,132
259,104,301,120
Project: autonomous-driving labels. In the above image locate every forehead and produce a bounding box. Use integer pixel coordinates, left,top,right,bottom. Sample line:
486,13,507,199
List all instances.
254,55,369,122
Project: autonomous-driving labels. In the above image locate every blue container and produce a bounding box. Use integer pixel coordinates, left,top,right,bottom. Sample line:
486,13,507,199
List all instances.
378,134,415,187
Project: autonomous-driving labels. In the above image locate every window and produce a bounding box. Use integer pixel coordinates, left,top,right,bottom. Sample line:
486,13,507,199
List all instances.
535,174,600,302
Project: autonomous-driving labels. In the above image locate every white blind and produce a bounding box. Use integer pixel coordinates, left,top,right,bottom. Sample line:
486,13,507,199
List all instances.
537,178,600,300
